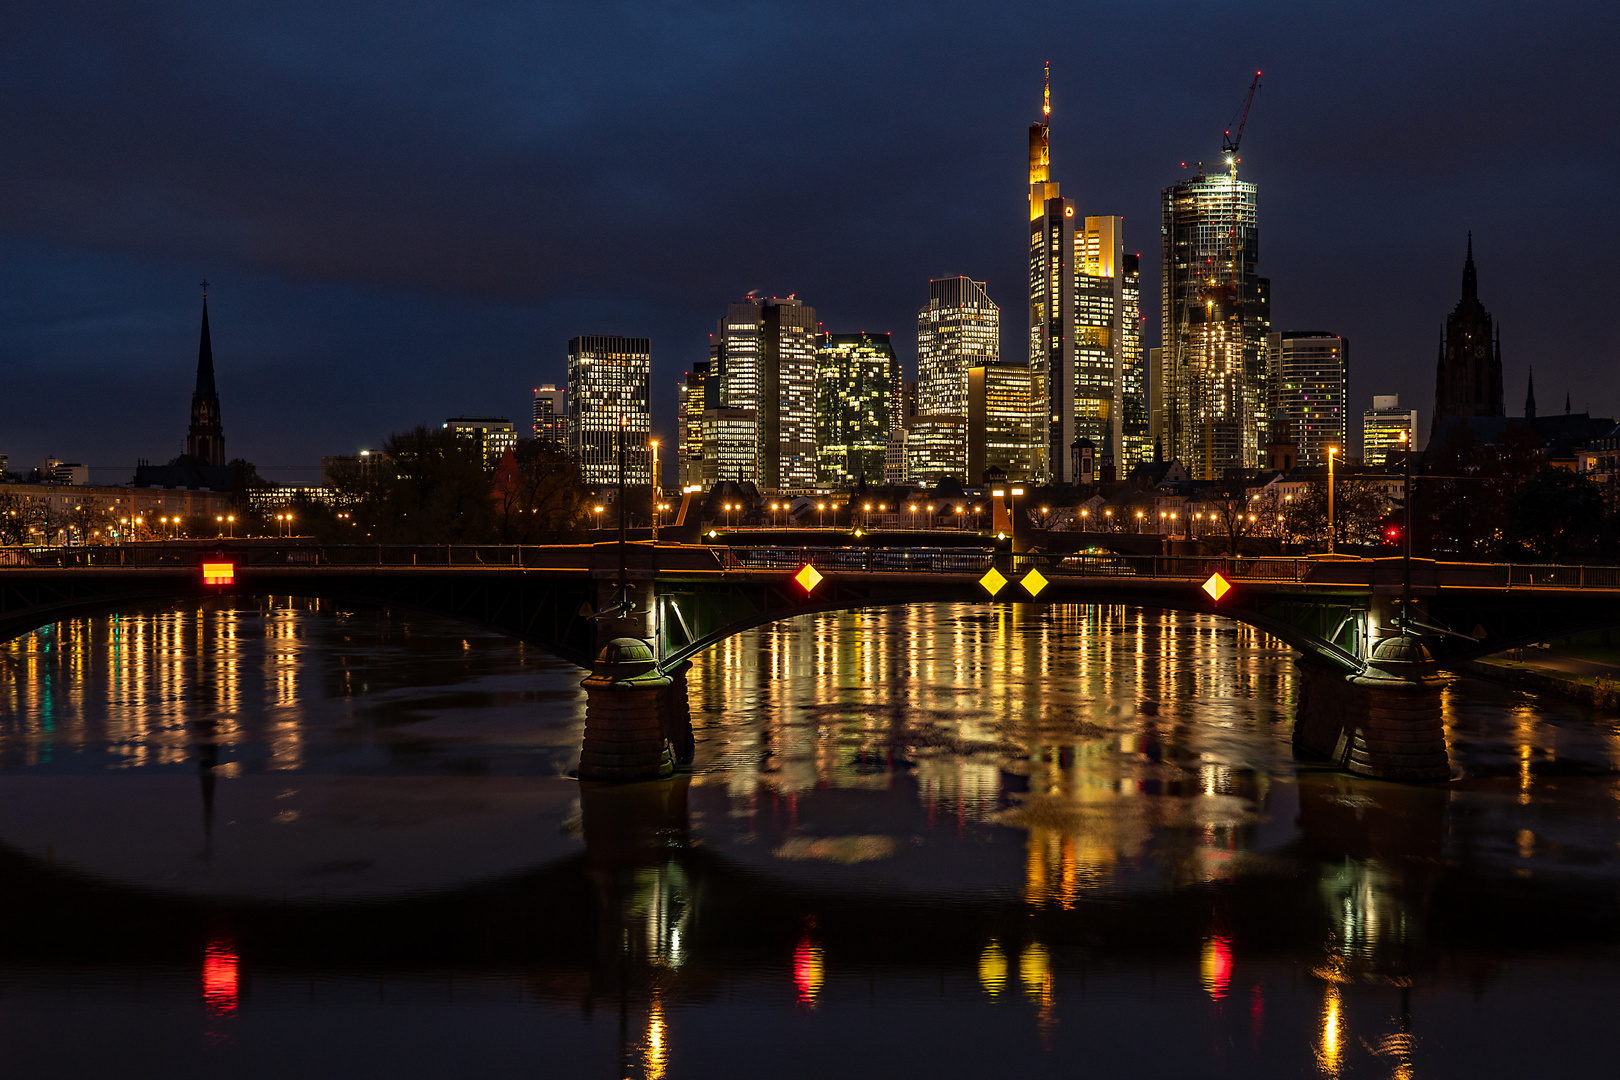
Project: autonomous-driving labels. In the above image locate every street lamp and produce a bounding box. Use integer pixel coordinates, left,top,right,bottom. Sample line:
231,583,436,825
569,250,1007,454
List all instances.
1327,445,1339,555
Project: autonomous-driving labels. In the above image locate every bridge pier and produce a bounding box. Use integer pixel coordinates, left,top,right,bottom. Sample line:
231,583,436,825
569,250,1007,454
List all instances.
1295,636,1451,782
579,638,674,781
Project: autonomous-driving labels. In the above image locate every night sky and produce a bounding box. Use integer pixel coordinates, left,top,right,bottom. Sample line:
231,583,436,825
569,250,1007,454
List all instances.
2,1,1616,485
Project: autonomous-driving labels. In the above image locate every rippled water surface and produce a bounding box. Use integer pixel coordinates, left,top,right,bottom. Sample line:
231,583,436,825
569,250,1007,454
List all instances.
1,597,1618,1078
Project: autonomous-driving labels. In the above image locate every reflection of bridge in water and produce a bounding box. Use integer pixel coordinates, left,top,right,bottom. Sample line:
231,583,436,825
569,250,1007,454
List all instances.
5,542,1620,781
0,772,1606,1076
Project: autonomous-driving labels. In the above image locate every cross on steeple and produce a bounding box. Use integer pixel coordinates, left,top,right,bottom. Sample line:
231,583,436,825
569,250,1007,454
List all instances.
200,279,209,297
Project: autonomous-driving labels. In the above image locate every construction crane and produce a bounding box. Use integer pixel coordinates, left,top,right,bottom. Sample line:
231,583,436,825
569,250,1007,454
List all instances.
1221,71,1262,156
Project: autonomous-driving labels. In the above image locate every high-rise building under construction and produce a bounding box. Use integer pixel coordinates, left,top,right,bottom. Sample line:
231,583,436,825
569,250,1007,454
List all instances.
1026,67,1139,482
1156,160,1271,479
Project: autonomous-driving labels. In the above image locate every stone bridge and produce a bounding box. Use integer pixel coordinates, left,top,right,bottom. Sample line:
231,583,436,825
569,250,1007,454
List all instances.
4,542,1619,784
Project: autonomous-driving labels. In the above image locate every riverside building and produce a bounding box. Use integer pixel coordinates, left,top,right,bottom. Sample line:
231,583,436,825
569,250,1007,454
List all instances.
1267,331,1348,466
1364,395,1419,464
566,335,652,485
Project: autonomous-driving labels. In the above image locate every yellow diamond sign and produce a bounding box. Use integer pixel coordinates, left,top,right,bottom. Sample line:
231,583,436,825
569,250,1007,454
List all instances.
1022,568,1049,597
793,563,824,594
1202,571,1232,601
979,567,1008,597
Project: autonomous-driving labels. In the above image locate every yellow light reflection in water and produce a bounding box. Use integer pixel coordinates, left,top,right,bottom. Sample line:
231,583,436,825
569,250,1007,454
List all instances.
971,941,1004,996
1020,942,1056,1043
643,993,668,1080
1317,983,1343,1077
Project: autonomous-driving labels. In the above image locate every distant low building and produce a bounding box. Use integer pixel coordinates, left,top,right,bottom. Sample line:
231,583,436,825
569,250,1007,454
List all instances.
1363,395,1418,464
532,385,566,445
443,417,517,470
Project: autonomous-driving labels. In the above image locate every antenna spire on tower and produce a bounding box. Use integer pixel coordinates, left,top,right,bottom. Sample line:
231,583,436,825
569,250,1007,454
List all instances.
1043,61,1050,118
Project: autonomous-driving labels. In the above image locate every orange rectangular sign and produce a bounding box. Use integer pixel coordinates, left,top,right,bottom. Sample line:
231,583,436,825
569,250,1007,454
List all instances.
202,562,236,586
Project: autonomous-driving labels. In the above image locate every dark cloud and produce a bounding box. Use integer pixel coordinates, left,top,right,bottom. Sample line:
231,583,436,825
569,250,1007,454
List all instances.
1,0,1616,474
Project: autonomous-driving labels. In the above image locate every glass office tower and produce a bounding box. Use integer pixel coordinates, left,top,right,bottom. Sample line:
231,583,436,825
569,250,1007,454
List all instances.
815,332,898,487
566,335,652,485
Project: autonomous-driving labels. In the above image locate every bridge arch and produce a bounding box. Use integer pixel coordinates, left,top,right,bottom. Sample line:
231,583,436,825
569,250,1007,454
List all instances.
652,581,1367,675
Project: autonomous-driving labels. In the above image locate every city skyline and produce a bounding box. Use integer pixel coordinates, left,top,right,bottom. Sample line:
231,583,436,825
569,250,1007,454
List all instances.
1,3,1615,477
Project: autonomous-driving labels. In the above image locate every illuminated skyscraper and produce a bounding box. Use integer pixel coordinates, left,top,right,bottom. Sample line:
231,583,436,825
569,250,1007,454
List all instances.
1026,69,1137,482
532,384,566,445
1119,253,1150,469
711,296,818,491
915,276,998,482
1267,331,1348,466
566,335,652,485
1158,161,1271,478
676,361,707,487
968,361,1033,481
814,332,897,487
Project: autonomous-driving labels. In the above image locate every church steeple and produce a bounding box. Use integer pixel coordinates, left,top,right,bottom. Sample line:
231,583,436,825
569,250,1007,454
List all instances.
185,283,225,466
1461,232,1477,301
1525,367,1536,420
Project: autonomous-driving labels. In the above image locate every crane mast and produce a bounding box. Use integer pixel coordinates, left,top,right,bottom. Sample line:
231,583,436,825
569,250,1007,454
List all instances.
1222,71,1262,157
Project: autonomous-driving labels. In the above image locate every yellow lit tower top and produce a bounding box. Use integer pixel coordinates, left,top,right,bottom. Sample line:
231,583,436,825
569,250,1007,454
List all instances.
1029,62,1059,220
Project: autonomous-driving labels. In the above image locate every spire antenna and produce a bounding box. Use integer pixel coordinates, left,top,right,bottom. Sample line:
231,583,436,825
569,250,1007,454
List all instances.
1043,61,1050,118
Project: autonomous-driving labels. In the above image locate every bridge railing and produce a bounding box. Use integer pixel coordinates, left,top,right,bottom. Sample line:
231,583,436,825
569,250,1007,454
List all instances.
1506,564,1620,589
726,547,1318,582
5,543,598,570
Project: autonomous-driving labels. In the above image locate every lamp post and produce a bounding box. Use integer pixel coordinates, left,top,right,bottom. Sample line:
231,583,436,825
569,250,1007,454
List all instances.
1327,445,1339,555
650,439,660,542
1400,429,1413,627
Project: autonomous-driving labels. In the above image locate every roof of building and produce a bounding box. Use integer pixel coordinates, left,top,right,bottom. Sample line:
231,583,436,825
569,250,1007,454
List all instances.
133,455,238,492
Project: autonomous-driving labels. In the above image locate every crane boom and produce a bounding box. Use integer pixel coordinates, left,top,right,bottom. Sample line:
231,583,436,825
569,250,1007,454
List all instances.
1221,71,1262,155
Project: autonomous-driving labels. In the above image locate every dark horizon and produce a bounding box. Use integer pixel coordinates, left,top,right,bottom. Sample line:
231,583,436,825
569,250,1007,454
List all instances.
2,1,1616,482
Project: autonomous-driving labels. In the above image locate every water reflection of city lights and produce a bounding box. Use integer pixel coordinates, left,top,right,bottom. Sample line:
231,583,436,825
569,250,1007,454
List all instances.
1316,983,1343,1077
793,937,824,1006
978,941,1008,996
643,993,668,1080
1019,942,1050,1000
202,936,238,1016
1200,935,1233,1000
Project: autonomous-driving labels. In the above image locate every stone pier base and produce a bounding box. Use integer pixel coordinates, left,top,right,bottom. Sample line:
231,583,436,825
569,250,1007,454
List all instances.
579,638,674,781
659,660,695,767
1295,654,1451,782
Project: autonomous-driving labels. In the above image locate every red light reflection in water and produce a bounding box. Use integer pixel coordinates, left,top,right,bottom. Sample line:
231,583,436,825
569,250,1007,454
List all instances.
203,938,239,1016
1200,935,1232,1000
792,936,824,1007
1250,982,1265,1047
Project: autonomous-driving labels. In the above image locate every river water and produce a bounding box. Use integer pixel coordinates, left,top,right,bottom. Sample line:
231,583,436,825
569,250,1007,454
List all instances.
0,597,1617,1078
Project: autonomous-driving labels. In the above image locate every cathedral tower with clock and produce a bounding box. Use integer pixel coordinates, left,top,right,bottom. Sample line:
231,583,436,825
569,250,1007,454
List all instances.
1432,234,1504,436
